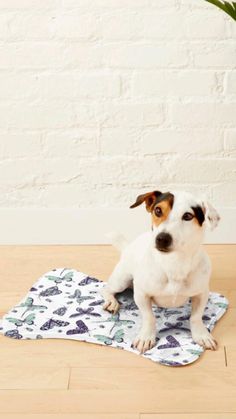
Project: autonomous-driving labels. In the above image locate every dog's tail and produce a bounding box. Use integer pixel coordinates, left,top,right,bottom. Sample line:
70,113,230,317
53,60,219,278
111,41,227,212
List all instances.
106,232,129,252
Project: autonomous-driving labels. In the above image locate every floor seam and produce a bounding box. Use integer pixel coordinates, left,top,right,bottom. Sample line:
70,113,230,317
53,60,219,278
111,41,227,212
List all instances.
67,367,72,390
224,345,228,367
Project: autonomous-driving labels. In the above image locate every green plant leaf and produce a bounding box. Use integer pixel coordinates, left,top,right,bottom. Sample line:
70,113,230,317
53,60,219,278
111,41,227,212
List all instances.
205,0,236,20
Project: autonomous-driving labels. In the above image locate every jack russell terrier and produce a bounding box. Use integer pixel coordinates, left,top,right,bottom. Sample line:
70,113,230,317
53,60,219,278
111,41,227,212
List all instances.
102,190,220,354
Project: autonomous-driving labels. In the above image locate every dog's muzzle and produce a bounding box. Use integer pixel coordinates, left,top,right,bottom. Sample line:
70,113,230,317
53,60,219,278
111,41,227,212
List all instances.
155,232,173,252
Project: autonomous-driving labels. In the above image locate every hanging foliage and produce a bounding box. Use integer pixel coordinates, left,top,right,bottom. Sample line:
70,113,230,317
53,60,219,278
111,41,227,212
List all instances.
205,1,236,20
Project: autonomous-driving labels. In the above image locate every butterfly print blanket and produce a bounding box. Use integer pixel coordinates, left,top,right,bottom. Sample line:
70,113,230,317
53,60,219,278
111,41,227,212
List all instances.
0,268,228,367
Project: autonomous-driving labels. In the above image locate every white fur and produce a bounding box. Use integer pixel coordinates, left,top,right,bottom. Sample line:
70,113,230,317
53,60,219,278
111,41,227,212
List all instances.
102,191,220,353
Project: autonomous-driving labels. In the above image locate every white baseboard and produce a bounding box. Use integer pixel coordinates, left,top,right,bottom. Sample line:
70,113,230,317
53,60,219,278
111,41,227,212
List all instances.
0,207,234,245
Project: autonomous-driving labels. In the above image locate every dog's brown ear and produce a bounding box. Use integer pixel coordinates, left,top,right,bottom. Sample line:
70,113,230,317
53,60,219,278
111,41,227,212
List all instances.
130,191,162,212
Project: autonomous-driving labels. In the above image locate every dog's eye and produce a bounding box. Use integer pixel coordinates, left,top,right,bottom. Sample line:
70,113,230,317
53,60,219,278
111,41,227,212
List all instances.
154,206,162,217
182,212,194,221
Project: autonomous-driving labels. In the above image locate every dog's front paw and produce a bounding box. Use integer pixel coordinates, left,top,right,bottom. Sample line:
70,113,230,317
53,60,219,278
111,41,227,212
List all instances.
132,333,156,354
102,297,120,314
192,327,217,350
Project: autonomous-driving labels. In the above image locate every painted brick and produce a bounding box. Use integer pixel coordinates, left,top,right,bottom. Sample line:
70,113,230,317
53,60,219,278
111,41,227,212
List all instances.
132,71,217,97
101,11,185,41
225,71,236,95
0,134,42,158
98,103,164,127
0,74,39,100
43,129,99,157
0,160,44,186
100,128,137,155
102,44,189,69
192,42,236,68
0,104,74,129
170,103,236,127
224,129,236,156
138,129,223,155
64,44,102,69
185,11,226,39
165,158,236,183
38,73,121,99
5,186,45,207
53,13,99,40
78,156,166,186
8,14,55,40
0,14,10,39
0,43,66,69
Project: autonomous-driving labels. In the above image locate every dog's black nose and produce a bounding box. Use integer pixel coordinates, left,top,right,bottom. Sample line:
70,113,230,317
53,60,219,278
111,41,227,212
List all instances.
155,232,172,252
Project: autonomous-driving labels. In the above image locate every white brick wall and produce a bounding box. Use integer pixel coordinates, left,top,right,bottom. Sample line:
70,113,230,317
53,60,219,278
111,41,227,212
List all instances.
0,0,235,243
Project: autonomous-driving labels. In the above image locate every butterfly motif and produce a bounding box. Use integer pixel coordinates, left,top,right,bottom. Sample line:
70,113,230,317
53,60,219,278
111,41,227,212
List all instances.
69,307,101,318
45,269,74,284
159,321,190,333
40,319,70,331
68,289,93,304
215,302,228,309
159,358,182,366
78,276,99,286
19,297,47,316
157,335,181,350
202,314,211,321
6,313,36,327
95,312,135,333
53,306,67,316
66,320,88,335
187,348,203,356
39,286,62,298
5,329,23,339
163,310,182,318
94,329,124,345
89,299,104,307
177,314,190,321
121,301,138,311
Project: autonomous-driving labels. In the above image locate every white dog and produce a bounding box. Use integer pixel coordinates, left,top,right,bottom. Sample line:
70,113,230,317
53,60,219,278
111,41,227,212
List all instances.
102,190,220,354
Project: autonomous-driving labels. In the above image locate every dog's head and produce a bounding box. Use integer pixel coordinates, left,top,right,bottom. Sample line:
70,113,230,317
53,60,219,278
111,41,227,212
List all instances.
130,190,220,253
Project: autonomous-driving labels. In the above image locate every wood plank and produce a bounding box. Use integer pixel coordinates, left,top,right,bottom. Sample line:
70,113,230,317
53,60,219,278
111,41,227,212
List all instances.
0,388,236,413
69,347,226,390
0,292,25,317
213,309,236,346
0,337,154,368
141,415,236,418
2,415,138,419
0,245,118,293
0,366,70,390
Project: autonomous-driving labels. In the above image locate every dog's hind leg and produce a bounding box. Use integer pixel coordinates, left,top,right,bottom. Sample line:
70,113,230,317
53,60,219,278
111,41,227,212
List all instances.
101,260,132,314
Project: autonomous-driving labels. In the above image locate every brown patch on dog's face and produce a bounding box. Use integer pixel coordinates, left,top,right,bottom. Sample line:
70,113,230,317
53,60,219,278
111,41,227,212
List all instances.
152,193,174,227
130,190,174,227
152,200,172,227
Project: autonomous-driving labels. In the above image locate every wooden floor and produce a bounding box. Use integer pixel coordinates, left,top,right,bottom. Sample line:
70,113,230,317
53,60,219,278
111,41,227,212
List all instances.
0,245,236,419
